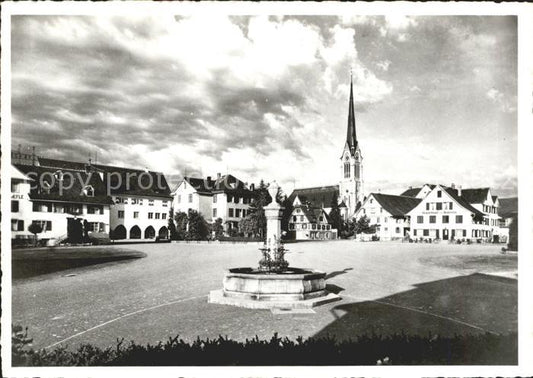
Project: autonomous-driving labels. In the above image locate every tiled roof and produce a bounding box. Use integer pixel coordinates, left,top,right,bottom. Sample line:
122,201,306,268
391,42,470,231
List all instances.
444,188,485,221
400,184,437,197
459,188,490,204
15,164,114,205
181,174,254,196
35,157,172,198
300,206,329,224
371,193,422,217
498,197,518,218
288,185,339,208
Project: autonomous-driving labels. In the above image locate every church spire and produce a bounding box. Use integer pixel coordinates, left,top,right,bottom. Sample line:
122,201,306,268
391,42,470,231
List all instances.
346,74,357,155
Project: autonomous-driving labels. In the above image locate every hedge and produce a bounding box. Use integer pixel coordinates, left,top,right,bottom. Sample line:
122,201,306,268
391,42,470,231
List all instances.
12,326,517,366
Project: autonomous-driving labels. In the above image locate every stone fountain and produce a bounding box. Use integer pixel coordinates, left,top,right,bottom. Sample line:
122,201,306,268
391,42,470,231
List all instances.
208,181,341,309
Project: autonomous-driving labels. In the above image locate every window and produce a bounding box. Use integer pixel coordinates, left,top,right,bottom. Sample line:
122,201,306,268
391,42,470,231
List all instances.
234,197,239,204
436,203,442,210
355,165,360,178
380,207,383,213
456,215,463,224
303,224,307,229
300,215,304,222
413,229,417,236
148,212,154,219
463,230,467,237
11,182,19,193
118,210,124,219
377,217,380,223
384,217,388,223
188,194,192,203
87,222,100,232
442,215,449,223
292,216,296,222
312,224,316,230
423,229,429,236
449,202,453,210
429,215,436,223
149,199,155,206
33,220,52,231
242,210,246,217
213,195,217,203
11,200,19,213
132,198,138,205
229,208,234,217
11,219,24,231
133,211,139,219
396,227,400,233
88,205,103,215
227,195,232,203
82,185,94,197
417,216,423,223
163,201,168,207
319,216,324,222
177,195,181,204
213,209,217,217
344,162,350,178
426,203,430,211
162,213,167,220
437,190,442,198
327,225,331,230
236,209,241,218
155,213,160,219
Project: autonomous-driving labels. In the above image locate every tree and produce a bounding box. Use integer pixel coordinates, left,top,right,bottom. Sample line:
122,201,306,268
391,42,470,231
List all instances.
174,211,188,240
168,209,178,240
28,222,43,247
212,218,224,239
328,194,343,236
185,209,209,240
246,180,269,239
508,213,518,251
355,215,371,234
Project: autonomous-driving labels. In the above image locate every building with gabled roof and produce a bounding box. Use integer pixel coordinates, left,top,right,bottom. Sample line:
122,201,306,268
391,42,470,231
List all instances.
287,202,337,240
407,184,502,242
14,152,174,242
354,193,421,240
172,173,257,232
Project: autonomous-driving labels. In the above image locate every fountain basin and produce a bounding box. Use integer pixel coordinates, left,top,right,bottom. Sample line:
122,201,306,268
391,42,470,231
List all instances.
208,267,341,309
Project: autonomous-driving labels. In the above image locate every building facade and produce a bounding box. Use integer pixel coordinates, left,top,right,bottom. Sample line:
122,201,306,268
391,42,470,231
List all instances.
354,193,421,240
14,162,113,244
288,198,337,240
407,185,502,242
172,174,256,232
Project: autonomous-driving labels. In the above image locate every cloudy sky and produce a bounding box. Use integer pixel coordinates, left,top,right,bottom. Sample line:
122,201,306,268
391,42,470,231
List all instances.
11,15,517,197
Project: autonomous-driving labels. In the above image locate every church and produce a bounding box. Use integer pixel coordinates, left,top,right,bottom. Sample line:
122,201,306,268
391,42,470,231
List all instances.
287,78,364,240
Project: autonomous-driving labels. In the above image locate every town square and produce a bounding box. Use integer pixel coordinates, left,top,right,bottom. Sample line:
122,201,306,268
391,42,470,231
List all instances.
3,3,531,375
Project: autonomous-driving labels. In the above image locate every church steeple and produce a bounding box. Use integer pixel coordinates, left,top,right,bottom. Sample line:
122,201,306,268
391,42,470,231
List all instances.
346,75,357,156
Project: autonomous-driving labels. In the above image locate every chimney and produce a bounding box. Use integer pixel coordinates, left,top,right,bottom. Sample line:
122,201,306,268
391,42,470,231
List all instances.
409,186,412,190
250,183,255,191
451,183,456,189
458,185,462,196
32,146,36,166
207,176,211,182
217,172,221,179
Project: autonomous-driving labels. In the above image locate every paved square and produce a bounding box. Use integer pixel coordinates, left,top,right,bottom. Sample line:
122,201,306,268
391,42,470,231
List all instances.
12,241,517,351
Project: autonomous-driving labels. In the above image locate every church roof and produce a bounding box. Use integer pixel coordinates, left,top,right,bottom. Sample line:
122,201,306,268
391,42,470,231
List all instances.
182,174,254,196
371,193,422,217
346,76,358,155
288,185,338,208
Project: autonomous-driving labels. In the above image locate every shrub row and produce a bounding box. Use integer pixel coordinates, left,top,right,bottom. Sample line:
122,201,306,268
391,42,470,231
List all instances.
13,326,517,366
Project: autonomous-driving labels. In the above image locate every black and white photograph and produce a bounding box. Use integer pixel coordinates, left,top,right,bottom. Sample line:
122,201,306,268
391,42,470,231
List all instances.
2,2,532,377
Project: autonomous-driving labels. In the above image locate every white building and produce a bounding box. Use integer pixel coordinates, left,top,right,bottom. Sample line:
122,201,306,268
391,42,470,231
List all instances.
354,193,421,240
35,157,173,241
10,165,34,241
288,197,337,240
14,162,113,244
172,174,256,232
406,184,502,242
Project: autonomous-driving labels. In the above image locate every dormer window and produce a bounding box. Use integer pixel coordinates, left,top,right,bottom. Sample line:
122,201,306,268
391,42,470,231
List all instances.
82,185,94,197
54,170,64,181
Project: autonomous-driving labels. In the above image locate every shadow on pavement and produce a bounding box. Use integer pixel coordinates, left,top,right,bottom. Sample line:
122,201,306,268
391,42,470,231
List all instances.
314,273,517,341
325,267,353,280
